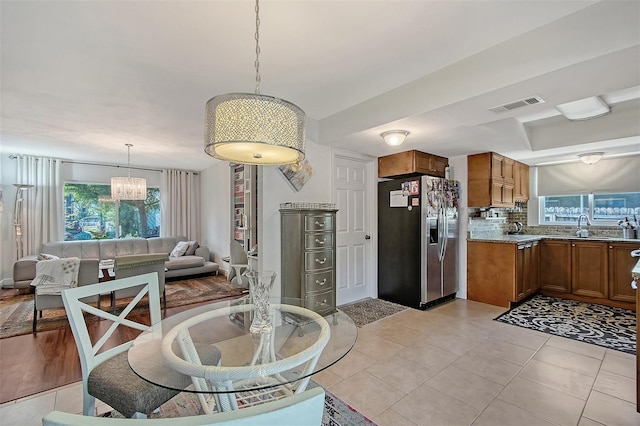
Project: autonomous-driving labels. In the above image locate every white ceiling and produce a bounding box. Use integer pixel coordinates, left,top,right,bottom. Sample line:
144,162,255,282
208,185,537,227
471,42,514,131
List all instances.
1,0,639,171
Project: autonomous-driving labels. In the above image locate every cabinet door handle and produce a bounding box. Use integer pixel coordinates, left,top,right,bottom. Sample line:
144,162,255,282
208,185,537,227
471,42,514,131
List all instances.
315,258,327,264
315,238,326,245
315,221,326,227
316,279,327,286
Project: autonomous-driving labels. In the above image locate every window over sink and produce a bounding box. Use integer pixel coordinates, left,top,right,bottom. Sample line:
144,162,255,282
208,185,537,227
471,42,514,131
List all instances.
540,192,640,226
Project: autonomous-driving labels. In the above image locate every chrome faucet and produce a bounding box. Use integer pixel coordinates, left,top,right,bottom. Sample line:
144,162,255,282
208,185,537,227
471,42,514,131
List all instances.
576,214,591,237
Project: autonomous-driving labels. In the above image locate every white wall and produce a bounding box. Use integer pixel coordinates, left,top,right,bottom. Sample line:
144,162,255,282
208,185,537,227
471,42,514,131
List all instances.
199,140,334,298
448,155,468,300
199,161,231,268
0,157,18,284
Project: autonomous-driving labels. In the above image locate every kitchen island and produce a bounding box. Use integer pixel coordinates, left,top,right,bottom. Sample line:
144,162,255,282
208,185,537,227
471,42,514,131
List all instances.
468,234,639,309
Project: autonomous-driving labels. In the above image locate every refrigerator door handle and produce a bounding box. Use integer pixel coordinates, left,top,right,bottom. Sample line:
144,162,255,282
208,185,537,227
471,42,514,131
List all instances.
441,208,449,262
437,205,446,262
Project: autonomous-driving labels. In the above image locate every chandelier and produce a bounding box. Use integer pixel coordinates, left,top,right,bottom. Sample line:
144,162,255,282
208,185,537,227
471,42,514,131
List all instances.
204,0,306,165
111,144,147,200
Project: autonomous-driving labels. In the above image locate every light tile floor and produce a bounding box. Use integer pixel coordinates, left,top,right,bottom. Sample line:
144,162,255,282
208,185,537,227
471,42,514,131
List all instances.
1,299,639,425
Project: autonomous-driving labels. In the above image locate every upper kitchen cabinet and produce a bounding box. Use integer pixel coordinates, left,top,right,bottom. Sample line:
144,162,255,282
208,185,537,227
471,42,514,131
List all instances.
513,161,530,202
378,150,448,178
468,152,516,207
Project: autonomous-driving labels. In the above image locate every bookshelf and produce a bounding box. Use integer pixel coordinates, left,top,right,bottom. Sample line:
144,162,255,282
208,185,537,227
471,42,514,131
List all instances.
231,164,257,249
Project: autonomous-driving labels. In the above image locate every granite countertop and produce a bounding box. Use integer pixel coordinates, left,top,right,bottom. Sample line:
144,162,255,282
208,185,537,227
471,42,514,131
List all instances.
468,235,640,244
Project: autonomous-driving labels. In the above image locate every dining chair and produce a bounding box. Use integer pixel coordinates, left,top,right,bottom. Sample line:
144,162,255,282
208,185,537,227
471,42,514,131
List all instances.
228,240,249,291
41,387,325,426
112,253,169,312
162,303,331,413
61,273,220,419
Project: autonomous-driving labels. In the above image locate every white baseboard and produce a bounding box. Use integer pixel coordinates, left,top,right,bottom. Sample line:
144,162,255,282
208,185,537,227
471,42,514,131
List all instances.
0,278,15,289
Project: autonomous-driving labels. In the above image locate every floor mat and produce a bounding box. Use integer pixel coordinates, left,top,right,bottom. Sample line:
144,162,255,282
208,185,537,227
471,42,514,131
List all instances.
339,298,408,327
495,294,636,354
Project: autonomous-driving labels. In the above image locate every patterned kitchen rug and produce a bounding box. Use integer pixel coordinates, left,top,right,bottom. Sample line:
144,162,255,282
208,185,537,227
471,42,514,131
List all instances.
495,294,636,355
106,383,377,425
338,297,408,327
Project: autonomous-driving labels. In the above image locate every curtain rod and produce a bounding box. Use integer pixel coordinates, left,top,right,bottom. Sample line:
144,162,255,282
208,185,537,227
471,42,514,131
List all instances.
8,155,199,175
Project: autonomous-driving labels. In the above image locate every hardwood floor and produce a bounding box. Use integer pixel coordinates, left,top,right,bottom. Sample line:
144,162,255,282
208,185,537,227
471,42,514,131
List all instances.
0,290,240,404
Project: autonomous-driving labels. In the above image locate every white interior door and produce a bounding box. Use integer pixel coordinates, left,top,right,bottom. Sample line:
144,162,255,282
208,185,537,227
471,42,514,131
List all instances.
334,154,373,305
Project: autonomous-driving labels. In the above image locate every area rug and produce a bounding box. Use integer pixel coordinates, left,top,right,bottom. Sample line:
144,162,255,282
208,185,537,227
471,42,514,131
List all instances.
495,294,636,355
107,382,377,425
339,298,408,327
0,274,245,339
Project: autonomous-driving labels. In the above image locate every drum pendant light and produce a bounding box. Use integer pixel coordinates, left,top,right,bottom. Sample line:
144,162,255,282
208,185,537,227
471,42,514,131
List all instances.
204,0,306,166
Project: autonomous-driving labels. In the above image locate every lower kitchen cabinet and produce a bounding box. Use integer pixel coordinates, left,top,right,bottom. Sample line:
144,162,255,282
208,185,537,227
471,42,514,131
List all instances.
468,241,538,308
540,240,572,293
571,241,608,298
516,241,539,300
609,242,640,303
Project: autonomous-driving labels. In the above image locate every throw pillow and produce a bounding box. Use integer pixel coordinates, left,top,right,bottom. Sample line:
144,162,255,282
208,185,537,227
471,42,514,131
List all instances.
185,241,199,256
37,253,60,261
170,241,191,257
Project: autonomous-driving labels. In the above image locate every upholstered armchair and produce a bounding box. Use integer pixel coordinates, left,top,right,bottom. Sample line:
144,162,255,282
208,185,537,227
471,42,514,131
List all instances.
33,258,99,332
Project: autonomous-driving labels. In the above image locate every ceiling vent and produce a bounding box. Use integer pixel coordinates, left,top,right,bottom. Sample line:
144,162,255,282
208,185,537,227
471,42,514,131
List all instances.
489,96,545,114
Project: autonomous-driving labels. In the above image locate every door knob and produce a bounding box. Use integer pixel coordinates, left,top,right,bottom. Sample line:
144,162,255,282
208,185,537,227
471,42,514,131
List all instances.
365,235,371,240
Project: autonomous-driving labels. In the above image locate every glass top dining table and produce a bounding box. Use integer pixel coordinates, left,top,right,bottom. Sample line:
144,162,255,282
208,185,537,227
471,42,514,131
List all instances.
128,296,357,394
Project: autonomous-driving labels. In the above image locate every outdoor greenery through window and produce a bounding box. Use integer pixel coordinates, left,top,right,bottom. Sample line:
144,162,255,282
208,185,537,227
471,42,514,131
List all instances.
64,183,160,241
541,192,640,225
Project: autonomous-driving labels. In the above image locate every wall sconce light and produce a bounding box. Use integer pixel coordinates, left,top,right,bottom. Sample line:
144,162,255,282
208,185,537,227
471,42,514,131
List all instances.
578,152,604,165
381,130,409,146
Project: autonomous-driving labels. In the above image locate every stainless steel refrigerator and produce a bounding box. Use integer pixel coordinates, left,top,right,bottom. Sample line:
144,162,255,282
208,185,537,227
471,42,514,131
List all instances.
378,175,460,309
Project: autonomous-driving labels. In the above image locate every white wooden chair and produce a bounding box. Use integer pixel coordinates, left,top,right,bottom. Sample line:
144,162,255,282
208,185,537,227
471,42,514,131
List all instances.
162,303,331,413
62,273,220,419
228,240,250,290
42,387,325,426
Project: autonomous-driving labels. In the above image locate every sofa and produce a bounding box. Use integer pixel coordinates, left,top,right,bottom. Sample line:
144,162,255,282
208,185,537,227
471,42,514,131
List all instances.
13,236,219,289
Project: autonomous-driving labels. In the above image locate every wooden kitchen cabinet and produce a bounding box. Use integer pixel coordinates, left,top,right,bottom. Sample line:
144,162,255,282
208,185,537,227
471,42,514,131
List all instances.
540,240,572,293
516,241,539,301
468,152,515,207
609,242,639,303
513,161,529,202
571,241,608,298
468,240,538,308
378,150,448,178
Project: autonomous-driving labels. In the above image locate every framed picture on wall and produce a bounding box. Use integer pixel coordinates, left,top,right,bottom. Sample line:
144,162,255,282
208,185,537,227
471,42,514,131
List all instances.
279,159,313,192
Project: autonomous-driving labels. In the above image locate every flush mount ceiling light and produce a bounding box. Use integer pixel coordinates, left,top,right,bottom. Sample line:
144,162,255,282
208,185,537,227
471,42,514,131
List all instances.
111,144,147,200
381,130,409,146
555,96,611,121
578,152,604,165
204,0,306,166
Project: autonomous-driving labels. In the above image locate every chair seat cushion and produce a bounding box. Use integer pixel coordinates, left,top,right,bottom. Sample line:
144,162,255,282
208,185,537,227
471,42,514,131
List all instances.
166,255,205,271
89,345,221,417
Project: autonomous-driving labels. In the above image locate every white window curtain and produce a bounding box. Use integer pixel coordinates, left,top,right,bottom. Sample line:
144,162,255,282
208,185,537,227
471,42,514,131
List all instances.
160,170,200,240
16,155,63,258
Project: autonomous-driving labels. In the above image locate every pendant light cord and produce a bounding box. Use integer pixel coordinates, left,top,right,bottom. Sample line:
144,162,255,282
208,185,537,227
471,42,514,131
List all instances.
125,143,133,178
254,0,261,95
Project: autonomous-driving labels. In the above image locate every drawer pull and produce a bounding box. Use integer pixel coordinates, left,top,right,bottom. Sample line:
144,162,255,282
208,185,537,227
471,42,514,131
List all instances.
315,258,327,264
315,279,327,286
315,238,327,245
315,221,326,227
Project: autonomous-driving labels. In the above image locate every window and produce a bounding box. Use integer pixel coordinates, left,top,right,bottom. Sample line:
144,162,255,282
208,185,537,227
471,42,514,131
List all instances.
540,192,640,225
64,183,160,241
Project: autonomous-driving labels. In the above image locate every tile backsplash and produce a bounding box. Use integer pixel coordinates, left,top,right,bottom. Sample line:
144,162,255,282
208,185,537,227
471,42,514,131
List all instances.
468,202,631,239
